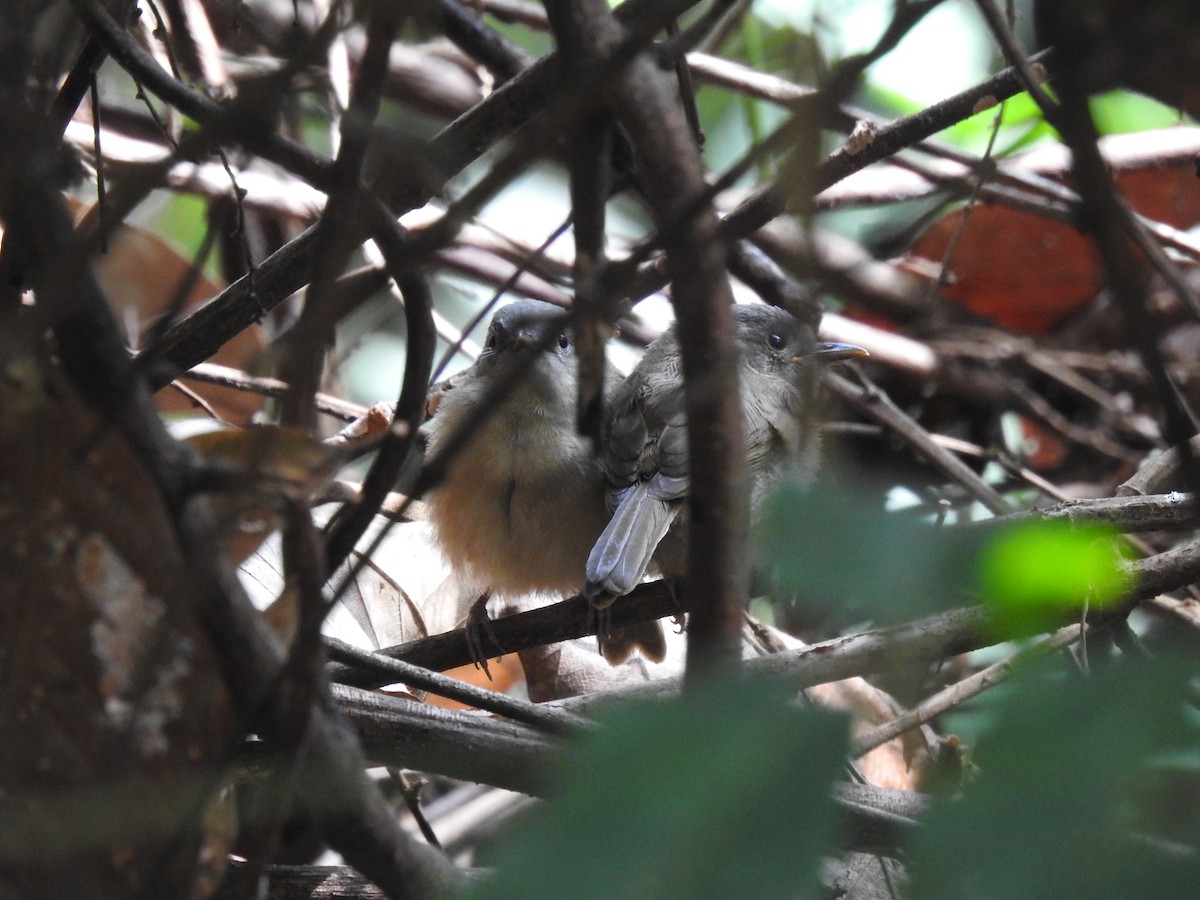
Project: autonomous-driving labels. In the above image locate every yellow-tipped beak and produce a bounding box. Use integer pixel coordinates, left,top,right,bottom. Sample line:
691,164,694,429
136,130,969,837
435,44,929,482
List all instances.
812,341,869,363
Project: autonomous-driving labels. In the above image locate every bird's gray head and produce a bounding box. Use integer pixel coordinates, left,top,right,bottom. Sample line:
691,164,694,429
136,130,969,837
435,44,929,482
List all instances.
733,304,867,378
476,299,577,406
722,305,866,491
733,304,867,423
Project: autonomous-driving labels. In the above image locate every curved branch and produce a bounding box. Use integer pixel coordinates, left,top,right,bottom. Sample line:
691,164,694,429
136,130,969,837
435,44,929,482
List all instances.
68,0,337,189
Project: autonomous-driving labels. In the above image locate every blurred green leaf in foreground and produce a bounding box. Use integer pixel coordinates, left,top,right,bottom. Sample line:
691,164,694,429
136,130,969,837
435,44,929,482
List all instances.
757,480,1129,633
476,681,849,900
909,653,1200,898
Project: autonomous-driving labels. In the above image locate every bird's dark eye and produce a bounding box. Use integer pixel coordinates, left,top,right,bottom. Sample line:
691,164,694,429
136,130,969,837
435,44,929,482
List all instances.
767,332,787,351
558,332,571,350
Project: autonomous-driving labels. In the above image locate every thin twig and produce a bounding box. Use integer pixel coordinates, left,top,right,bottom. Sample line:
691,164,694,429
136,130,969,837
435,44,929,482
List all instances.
828,372,1012,515
325,637,590,736
851,622,1086,758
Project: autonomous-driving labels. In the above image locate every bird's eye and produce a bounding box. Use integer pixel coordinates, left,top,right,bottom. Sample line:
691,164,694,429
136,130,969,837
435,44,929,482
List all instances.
767,332,787,351
558,332,571,350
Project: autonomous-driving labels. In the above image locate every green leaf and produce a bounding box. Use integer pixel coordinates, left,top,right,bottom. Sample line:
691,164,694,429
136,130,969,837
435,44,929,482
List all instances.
978,520,1130,632
475,681,849,900
755,480,987,623
1089,90,1188,134
756,481,1132,634
908,655,1200,899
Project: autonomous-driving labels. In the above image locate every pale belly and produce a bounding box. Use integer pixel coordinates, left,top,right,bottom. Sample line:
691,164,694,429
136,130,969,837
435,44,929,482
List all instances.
428,438,611,597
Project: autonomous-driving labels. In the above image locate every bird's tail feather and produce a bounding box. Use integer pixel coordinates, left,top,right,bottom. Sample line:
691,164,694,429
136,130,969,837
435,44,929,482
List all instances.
585,485,679,599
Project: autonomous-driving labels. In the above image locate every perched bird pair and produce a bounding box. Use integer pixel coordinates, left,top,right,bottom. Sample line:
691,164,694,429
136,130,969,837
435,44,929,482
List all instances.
424,299,865,664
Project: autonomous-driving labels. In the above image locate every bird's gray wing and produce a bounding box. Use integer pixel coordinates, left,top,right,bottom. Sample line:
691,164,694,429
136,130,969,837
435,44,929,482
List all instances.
601,390,648,501
585,419,688,599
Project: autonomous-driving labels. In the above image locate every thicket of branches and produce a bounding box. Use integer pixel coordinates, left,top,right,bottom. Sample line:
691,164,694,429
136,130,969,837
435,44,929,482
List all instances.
3,0,1200,897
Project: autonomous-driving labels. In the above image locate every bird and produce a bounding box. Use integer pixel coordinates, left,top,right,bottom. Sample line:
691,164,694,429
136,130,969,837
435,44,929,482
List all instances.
585,303,867,603
423,299,666,664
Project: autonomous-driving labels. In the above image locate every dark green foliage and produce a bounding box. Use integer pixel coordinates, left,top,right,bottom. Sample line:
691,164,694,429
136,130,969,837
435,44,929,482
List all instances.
909,653,1200,899
477,680,850,900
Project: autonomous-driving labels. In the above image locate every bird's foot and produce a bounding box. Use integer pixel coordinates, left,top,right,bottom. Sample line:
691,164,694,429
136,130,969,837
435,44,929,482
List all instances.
464,592,504,680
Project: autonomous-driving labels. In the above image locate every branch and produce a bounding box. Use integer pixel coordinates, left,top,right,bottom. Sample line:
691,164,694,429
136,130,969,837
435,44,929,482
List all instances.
851,622,1085,757
718,49,1053,252
987,492,1200,532
327,582,680,683
827,372,1012,514
576,0,748,680
68,0,338,189
324,637,588,735
144,0,715,387
0,86,465,898
554,539,1200,711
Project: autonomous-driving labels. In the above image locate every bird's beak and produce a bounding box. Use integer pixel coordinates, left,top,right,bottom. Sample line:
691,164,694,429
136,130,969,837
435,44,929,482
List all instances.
493,328,539,354
811,341,868,363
